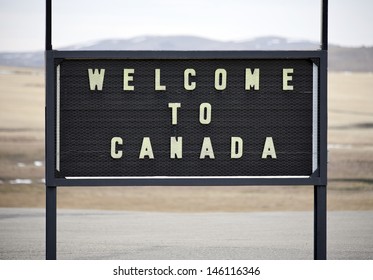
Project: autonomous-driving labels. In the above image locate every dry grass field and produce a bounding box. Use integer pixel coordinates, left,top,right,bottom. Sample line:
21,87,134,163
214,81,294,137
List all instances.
0,66,372,212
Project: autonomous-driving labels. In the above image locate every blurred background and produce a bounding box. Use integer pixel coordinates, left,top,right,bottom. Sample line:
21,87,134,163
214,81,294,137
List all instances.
0,0,372,212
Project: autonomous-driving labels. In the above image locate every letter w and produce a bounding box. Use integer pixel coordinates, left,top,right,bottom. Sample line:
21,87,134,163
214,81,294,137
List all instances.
88,69,105,91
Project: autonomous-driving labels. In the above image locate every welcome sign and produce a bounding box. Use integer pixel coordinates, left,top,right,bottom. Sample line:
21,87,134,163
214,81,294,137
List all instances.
46,52,323,185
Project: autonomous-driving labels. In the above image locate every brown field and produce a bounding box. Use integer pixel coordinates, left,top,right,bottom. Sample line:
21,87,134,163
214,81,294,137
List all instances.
0,66,372,212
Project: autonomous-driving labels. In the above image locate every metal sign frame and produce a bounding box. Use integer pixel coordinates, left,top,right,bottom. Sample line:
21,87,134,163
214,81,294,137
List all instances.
47,50,327,187
45,0,328,260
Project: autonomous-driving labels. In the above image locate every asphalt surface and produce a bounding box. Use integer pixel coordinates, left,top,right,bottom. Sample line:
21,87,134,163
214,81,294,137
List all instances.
0,208,372,260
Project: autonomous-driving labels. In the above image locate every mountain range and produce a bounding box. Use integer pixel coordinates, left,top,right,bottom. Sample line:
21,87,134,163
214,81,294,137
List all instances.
0,36,372,72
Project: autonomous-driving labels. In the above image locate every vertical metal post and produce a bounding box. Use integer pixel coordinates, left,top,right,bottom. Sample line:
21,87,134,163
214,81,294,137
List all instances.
314,185,327,259
321,0,328,50
46,0,52,50
46,186,57,260
46,0,56,260
314,0,328,260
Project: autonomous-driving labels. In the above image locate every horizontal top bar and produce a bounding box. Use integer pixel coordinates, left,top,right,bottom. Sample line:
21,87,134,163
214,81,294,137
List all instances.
50,50,326,60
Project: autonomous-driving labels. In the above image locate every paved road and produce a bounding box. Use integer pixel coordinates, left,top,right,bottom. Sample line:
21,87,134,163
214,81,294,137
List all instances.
0,208,372,260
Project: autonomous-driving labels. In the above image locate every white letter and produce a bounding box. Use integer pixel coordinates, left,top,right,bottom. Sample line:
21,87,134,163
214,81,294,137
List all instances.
245,68,260,90
262,137,277,159
214,68,227,90
283,68,294,91
184,69,196,90
231,137,243,159
139,137,154,159
111,137,123,159
200,137,215,159
168,103,181,125
170,137,182,159
88,69,105,91
155,69,166,91
199,103,212,125
123,69,134,91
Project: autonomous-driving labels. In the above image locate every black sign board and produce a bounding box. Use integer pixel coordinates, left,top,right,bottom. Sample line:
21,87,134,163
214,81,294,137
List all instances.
46,52,326,186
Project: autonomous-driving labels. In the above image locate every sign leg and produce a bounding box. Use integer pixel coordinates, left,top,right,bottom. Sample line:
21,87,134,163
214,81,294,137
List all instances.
46,186,57,260
314,185,327,260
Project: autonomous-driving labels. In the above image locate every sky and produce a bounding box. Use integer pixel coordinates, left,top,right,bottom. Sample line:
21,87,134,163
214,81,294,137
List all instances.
0,0,372,52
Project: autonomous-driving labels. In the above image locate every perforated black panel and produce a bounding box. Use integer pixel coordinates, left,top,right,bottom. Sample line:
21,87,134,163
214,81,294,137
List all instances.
56,59,314,177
